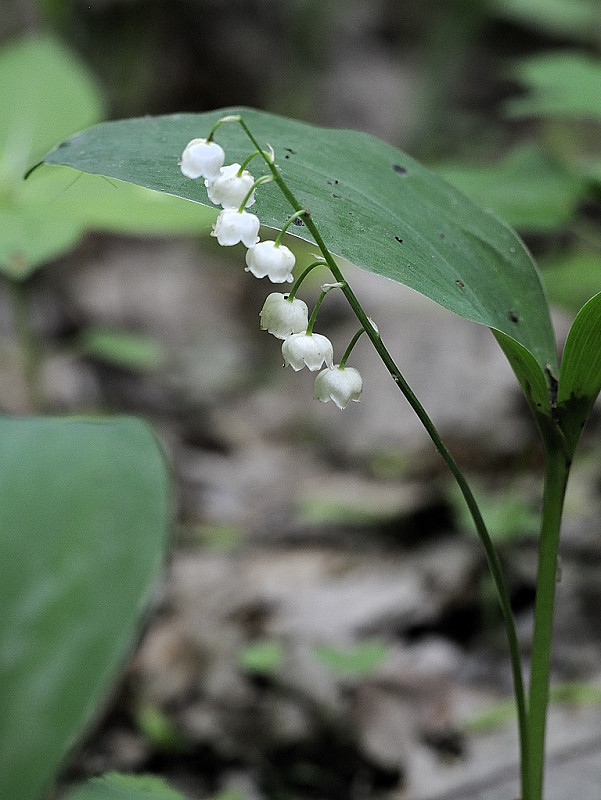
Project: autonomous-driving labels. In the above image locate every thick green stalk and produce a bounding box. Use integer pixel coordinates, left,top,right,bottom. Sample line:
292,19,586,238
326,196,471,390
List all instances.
237,117,530,798
527,433,571,800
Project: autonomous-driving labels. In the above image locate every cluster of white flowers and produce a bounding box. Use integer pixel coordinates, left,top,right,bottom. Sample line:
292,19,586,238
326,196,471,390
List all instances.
180,136,363,410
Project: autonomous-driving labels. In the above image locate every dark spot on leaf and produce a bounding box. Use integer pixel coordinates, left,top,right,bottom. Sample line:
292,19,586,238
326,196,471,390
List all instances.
438,232,445,239
333,193,341,198
393,164,408,175
284,154,290,159
508,310,520,323
284,147,296,154
395,236,403,244
455,279,465,289
327,180,333,185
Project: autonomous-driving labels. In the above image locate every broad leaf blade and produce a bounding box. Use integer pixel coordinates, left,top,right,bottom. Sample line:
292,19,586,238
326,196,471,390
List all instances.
557,292,601,453
41,108,557,380
0,416,171,800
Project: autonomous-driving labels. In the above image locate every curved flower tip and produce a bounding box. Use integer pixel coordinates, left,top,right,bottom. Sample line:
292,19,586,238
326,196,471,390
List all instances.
260,293,309,339
246,241,296,283
180,138,225,181
212,209,260,247
314,366,363,409
282,332,334,372
206,163,256,209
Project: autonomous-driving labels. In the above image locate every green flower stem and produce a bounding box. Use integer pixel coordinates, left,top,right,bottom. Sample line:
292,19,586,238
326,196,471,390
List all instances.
339,327,366,369
237,174,272,212
236,116,530,799
274,209,307,245
527,434,571,800
288,261,327,301
306,290,328,335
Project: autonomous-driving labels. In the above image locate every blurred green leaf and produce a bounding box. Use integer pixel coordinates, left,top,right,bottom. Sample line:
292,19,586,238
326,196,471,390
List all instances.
467,680,601,733
0,35,213,281
314,639,388,677
1,163,216,281
237,639,285,676
505,52,601,120
542,251,601,312
0,416,171,800
136,702,187,752
0,34,102,279
0,35,103,177
24,165,217,235
557,292,601,454
183,523,245,552
65,772,186,800
41,108,558,415
452,483,539,543
491,0,600,40
78,327,167,372
434,146,586,231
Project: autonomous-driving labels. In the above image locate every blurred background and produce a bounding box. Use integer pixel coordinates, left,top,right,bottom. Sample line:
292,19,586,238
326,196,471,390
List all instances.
3,2,601,799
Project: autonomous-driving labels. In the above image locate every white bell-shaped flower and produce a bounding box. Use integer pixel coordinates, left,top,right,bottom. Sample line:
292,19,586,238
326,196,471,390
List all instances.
206,163,256,208
259,293,309,340
180,138,225,181
212,209,260,247
245,241,296,283
282,332,334,372
314,365,363,409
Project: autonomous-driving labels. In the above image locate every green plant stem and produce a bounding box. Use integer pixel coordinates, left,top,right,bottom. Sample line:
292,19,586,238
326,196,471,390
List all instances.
527,435,571,800
237,116,530,799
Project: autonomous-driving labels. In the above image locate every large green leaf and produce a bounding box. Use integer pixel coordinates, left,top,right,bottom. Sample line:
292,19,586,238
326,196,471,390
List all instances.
557,292,601,454
0,416,171,800
41,108,557,408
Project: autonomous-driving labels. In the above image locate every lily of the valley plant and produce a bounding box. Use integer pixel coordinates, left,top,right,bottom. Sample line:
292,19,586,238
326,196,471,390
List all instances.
39,107,601,800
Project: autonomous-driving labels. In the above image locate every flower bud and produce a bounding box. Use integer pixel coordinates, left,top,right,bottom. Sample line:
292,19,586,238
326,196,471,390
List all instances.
206,163,256,208
259,293,309,339
212,209,260,247
245,241,296,283
314,365,363,409
180,138,225,181
282,332,334,372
